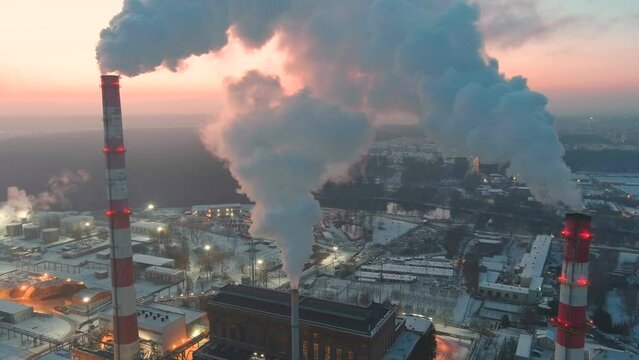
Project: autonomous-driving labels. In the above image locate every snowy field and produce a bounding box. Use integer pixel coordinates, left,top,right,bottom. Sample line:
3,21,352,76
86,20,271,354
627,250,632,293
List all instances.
371,216,418,245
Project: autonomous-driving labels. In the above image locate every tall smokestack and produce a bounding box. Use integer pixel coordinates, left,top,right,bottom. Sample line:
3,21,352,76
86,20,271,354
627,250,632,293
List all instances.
100,75,139,360
291,289,300,360
553,213,592,360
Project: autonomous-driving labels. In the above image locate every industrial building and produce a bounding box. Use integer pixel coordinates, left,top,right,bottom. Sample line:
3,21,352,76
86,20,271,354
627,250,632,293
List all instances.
130,221,168,236
66,288,112,315
98,303,207,356
191,204,242,218
193,284,434,360
477,235,550,305
0,299,34,323
133,254,175,269
144,266,185,284
383,315,435,360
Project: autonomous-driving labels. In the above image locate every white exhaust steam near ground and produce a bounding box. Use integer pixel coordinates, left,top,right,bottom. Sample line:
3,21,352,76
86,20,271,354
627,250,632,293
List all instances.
0,169,90,225
97,0,580,287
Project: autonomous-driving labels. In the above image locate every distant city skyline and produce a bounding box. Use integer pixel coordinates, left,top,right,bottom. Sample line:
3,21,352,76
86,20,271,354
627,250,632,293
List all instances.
0,0,638,119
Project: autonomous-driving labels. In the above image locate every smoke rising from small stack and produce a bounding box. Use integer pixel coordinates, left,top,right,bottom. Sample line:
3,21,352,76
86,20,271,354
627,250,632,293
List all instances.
98,0,581,284
201,71,372,288
0,170,90,224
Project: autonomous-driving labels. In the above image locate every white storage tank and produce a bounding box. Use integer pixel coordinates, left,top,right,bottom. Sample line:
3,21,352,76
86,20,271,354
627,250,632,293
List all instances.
35,212,62,229
23,224,40,240
60,215,94,235
41,228,60,243
5,223,23,237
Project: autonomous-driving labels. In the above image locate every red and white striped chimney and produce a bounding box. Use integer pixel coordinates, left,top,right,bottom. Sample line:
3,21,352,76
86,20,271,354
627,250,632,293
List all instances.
553,213,593,360
101,75,140,360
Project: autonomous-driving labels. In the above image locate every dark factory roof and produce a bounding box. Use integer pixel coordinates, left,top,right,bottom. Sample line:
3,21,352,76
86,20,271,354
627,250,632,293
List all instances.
210,284,395,336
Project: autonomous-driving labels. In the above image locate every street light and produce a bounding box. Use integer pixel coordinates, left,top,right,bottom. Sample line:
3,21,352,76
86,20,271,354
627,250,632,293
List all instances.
85,222,91,227
257,259,264,287
157,226,164,233
332,246,338,261
204,244,211,251
147,203,155,210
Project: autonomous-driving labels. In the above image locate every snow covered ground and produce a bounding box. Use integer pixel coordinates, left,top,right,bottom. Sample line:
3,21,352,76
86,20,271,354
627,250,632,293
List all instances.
371,216,417,245
0,314,74,360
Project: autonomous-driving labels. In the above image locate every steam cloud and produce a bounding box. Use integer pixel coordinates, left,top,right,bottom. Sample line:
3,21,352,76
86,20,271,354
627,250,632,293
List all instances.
98,0,581,284
0,170,91,225
201,71,372,287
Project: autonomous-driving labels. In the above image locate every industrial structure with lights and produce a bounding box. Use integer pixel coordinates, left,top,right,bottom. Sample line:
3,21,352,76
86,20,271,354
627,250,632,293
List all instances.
552,213,593,360
101,74,140,360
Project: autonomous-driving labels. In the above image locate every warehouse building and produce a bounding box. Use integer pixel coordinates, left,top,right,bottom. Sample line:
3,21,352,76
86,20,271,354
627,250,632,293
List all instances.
0,299,34,323
66,288,112,315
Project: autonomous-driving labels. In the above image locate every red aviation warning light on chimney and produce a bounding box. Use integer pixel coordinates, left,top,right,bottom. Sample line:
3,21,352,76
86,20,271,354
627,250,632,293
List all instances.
100,75,140,360
553,213,593,360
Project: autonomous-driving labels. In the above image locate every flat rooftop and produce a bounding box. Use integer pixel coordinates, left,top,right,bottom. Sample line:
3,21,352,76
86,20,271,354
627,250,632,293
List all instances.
210,285,395,337
0,299,32,314
132,253,174,267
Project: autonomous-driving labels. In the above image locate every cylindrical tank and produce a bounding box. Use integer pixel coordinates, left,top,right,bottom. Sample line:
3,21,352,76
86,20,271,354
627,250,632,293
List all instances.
41,228,60,243
6,223,23,237
60,215,94,235
36,212,62,229
23,224,41,240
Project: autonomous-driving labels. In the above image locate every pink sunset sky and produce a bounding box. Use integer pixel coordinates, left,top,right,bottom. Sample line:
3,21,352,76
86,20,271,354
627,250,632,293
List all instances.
0,0,638,118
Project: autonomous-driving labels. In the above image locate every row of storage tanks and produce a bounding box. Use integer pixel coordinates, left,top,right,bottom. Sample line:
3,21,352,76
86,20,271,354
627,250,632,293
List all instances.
5,212,94,243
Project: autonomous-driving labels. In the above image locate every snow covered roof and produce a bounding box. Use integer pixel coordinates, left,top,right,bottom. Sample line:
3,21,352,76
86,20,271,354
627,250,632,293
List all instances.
130,221,167,231
521,235,552,279
382,330,421,360
403,315,432,335
361,264,454,277
146,302,206,325
479,282,529,295
132,254,175,267
145,266,184,276
0,299,32,314
515,334,533,358
483,300,524,314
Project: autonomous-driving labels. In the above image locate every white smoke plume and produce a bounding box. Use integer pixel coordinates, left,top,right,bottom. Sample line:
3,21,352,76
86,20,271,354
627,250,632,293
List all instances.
201,71,372,288
97,0,581,283
0,170,91,225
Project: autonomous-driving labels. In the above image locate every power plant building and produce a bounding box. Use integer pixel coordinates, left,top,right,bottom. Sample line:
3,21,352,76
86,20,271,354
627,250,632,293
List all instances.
194,285,433,360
